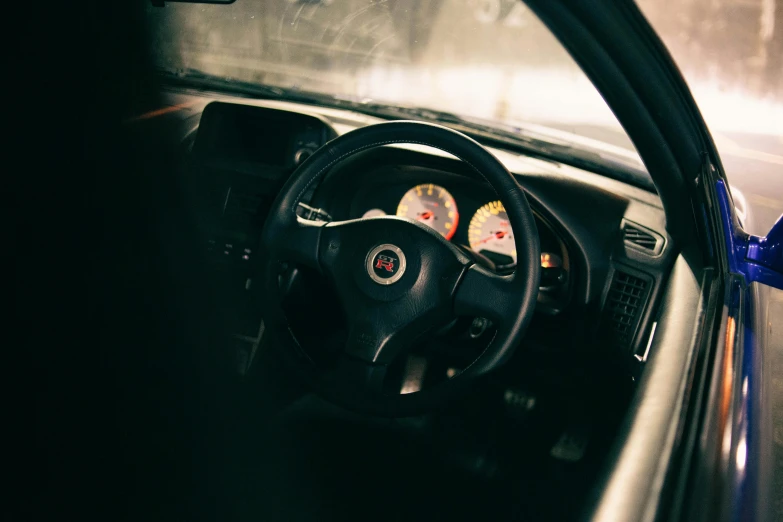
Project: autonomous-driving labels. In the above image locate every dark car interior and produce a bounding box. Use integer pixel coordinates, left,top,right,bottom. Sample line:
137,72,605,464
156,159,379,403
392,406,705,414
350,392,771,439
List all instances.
131,94,676,520
32,2,733,522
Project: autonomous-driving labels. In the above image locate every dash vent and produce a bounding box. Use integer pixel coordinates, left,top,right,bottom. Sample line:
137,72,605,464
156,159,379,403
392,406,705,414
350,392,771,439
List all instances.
601,268,652,351
623,224,656,249
622,221,663,255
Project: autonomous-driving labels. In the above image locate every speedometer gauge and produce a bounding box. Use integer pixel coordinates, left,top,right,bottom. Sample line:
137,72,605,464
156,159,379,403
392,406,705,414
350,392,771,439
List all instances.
396,184,459,240
468,201,517,267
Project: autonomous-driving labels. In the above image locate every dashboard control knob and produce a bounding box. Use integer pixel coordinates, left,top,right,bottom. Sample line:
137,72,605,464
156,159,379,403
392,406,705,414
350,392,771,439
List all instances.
293,147,316,166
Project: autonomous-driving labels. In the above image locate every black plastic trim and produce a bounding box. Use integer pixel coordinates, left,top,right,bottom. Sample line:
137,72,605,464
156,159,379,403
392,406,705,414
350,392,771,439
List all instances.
586,255,716,522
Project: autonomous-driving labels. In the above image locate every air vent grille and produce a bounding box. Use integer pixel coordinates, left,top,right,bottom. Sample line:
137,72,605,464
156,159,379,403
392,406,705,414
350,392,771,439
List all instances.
602,269,651,351
623,223,657,250
622,222,662,254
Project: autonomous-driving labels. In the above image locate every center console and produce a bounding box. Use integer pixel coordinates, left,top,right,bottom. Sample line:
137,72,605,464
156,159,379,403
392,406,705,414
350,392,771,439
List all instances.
190,102,337,364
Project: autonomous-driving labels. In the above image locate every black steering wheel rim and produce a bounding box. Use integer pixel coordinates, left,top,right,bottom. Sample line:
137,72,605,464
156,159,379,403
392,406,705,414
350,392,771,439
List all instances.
260,121,540,417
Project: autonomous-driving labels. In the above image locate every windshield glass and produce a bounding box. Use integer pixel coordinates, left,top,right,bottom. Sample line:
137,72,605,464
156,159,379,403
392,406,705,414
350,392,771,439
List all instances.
147,1,640,165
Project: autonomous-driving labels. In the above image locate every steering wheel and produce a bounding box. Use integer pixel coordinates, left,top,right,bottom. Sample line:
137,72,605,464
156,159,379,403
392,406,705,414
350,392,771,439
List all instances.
260,121,540,417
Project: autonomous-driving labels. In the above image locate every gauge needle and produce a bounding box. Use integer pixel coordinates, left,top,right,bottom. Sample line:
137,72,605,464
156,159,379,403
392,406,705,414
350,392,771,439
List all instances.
418,211,434,221
478,231,506,244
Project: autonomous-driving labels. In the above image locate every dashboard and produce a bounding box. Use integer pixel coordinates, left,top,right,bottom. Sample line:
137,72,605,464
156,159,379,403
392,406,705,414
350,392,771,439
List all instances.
178,97,675,369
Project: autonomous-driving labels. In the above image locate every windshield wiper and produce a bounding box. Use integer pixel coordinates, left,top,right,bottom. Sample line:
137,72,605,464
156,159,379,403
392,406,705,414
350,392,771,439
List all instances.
157,68,653,190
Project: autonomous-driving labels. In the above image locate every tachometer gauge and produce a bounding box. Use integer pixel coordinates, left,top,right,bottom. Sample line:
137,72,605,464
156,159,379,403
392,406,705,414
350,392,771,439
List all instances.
396,184,459,240
468,201,517,267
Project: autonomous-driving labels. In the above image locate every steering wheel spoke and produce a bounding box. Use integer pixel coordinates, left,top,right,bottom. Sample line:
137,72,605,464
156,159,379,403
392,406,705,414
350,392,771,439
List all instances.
330,355,388,395
453,265,518,324
344,317,428,365
277,218,325,271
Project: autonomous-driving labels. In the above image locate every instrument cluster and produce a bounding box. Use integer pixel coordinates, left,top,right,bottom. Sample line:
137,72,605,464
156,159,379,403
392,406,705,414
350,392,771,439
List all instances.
358,182,566,282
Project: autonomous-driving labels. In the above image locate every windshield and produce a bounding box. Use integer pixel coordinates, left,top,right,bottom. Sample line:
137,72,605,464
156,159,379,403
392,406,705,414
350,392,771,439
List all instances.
147,1,639,163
